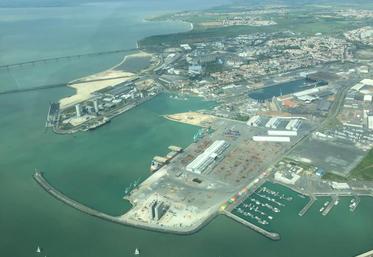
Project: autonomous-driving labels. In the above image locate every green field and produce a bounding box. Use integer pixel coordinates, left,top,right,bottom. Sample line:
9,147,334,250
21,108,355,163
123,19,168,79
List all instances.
350,149,373,180
323,149,373,181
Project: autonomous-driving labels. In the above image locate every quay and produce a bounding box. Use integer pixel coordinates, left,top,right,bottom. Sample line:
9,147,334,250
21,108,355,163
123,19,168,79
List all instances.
223,210,280,240
299,195,316,216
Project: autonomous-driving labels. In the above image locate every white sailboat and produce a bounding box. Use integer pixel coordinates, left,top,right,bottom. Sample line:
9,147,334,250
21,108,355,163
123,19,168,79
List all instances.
36,246,41,253
134,248,140,255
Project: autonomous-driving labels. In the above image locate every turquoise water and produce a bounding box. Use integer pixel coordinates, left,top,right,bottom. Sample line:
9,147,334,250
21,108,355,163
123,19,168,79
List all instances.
0,2,372,257
115,55,152,73
0,1,191,92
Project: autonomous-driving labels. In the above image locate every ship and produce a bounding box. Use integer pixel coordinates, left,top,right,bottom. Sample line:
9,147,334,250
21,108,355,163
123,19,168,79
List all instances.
87,117,111,131
349,202,357,211
134,248,140,255
150,160,161,172
36,246,41,253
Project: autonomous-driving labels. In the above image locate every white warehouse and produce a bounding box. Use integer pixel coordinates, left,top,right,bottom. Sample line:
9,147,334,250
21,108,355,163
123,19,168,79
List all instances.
252,136,291,142
186,140,229,174
286,119,302,131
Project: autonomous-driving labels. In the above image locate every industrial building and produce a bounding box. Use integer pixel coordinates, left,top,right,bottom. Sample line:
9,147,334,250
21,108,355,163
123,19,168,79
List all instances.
75,104,82,118
186,140,229,174
268,130,298,136
368,116,373,130
265,117,281,129
247,115,264,127
285,119,302,131
252,136,291,142
150,200,169,221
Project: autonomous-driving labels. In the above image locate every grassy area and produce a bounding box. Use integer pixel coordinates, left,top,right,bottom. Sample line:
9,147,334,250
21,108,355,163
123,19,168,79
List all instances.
322,149,373,181
350,149,373,180
322,172,348,182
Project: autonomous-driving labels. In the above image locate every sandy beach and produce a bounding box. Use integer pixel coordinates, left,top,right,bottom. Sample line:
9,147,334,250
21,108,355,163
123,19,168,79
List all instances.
59,69,135,109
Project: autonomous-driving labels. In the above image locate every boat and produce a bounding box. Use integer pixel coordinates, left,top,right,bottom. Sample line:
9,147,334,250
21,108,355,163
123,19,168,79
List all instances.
334,200,339,206
150,160,162,172
349,202,357,210
36,246,41,253
87,117,111,131
268,216,273,220
134,248,140,255
324,201,329,207
320,207,325,212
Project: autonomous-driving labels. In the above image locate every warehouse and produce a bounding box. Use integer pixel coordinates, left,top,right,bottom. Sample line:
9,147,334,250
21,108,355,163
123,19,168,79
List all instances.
186,140,229,174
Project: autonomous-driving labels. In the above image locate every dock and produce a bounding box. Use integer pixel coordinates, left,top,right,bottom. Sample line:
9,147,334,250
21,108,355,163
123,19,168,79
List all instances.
322,195,338,216
299,195,316,217
223,210,280,241
45,102,60,128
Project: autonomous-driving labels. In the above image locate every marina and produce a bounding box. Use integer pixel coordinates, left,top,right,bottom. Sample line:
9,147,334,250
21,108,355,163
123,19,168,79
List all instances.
231,182,295,238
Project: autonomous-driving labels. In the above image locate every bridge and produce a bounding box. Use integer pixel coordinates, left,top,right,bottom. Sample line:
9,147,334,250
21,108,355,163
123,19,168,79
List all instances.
0,48,139,70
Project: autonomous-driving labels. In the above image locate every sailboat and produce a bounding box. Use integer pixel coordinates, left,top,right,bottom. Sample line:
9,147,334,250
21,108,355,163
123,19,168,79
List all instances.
134,248,140,255
36,246,41,253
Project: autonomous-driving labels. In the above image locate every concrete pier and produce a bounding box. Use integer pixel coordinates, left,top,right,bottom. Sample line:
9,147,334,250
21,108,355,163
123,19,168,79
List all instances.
223,210,280,240
299,195,316,216
322,195,338,216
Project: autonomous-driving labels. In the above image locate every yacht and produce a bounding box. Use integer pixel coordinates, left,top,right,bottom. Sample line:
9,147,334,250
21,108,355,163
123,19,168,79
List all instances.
134,248,140,255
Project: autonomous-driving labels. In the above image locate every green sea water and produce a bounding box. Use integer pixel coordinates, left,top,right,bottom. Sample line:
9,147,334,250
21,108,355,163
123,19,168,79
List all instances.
0,1,372,257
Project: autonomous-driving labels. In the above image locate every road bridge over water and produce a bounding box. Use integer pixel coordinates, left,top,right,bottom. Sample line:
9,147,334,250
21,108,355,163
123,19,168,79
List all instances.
0,48,139,70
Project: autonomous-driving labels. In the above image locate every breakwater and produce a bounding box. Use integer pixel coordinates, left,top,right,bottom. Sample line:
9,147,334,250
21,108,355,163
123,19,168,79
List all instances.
33,171,218,235
223,210,280,240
